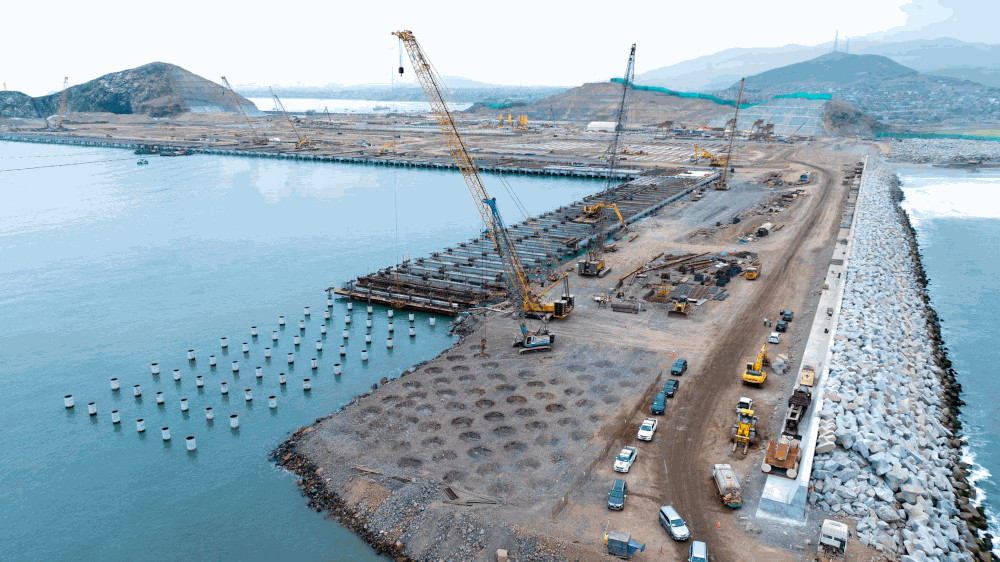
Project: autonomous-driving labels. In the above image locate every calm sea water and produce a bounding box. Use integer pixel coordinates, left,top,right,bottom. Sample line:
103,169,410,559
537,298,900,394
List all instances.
898,166,1000,548
0,141,599,560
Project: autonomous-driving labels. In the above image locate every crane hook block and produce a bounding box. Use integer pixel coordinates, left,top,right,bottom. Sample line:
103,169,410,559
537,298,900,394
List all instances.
398,66,405,77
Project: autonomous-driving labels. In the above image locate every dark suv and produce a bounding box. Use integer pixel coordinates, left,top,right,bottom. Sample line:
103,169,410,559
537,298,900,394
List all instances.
776,320,788,332
651,392,666,415
662,379,679,397
607,478,628,510
671,358,688,376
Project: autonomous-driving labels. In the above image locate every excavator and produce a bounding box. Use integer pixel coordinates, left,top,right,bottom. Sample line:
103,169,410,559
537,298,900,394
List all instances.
693,145,724,167
741,343,770,386
378,140,395,155
578,44,635,278
731,397,758,455
394,30,572,352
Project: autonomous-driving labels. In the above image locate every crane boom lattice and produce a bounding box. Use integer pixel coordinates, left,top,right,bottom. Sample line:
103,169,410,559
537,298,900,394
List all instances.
393,30,568,326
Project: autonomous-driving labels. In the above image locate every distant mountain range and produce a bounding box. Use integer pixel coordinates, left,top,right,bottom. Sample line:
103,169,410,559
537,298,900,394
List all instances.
636,37,1000,92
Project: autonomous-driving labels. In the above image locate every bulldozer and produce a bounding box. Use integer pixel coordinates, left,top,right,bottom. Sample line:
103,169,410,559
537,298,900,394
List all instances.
668,299,688,317
731,397,758,454
741,343,769,386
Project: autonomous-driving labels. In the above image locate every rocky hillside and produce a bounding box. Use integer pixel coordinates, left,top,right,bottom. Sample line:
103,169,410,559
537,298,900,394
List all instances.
2,62,257,119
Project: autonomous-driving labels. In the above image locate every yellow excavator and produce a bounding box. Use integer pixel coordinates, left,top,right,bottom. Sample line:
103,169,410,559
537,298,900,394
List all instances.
741,343,769,386
379,140,395,155
693,145,725,167
580,202,626,227
731,397,758,455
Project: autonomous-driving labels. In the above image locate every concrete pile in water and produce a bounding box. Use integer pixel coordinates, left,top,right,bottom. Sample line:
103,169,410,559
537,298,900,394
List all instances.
808,158,979,560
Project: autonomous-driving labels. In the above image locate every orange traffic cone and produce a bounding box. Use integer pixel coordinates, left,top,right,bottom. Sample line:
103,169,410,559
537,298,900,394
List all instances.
717,521,722,529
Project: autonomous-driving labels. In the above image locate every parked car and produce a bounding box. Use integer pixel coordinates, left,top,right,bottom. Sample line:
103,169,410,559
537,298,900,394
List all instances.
658,505,691,541
613,446,637,473
607,478,628,510
688,540,708,562
768,331,781,344
650,392,666,415
776,320,788,332
670,358,688,376
781,310,794,322
637,418,658,441
662,379,679,397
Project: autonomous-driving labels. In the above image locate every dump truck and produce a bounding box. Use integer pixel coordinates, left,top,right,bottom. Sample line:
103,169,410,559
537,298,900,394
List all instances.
604,531,645,559
818,519,848,560
712,463,743,508
744,261,761,280
756,222,774,237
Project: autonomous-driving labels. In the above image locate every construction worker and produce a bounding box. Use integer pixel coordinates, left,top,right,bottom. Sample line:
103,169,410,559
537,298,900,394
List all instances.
763,317,768,326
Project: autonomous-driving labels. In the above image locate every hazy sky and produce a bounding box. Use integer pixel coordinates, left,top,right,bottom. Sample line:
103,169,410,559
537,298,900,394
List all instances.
2,0,988,96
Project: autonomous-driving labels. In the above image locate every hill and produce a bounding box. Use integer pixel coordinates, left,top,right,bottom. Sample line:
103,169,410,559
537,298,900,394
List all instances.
717,52,1000,126
736,52,918,92
0,62,258,119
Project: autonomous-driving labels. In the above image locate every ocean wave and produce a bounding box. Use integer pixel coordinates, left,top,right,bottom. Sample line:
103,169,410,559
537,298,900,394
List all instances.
901,177,1000,223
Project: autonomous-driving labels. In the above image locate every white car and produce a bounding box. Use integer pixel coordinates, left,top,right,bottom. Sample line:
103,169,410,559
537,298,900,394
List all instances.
614,446,637,473
768,331,780,344
637,418,658,441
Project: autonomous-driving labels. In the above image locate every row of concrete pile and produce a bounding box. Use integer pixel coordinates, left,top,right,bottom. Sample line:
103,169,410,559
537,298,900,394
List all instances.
889,138,1000,164
808,159,973,561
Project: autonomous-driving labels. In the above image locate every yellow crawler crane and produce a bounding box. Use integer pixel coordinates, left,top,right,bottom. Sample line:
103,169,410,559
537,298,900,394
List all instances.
741,343,769,386
394,30,574,342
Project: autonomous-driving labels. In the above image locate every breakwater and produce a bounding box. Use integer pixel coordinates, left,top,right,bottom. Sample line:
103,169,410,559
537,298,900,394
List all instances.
808,157,985,559
0,132,638,180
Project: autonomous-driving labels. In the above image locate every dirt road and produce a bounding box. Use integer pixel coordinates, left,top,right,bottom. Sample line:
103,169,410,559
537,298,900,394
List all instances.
659,149,848,560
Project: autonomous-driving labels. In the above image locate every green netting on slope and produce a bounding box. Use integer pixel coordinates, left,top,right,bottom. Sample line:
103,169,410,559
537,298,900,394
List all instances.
610,78,831,108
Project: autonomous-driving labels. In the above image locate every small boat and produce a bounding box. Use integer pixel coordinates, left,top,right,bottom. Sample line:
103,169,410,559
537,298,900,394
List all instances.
136,159,149,165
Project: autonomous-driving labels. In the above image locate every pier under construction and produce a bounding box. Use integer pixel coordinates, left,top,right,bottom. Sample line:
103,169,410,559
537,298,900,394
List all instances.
332,172,714,315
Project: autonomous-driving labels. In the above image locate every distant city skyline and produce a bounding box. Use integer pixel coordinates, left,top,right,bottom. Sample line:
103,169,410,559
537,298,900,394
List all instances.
3,0,993,96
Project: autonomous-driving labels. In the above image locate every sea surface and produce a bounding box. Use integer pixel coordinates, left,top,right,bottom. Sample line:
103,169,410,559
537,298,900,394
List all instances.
0,141,599,560
898,166,1000,548
245,98,473,115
